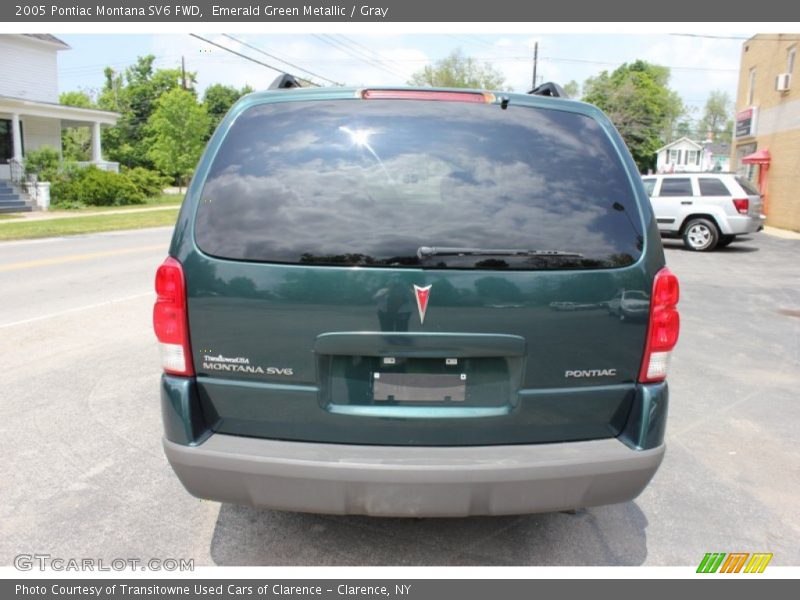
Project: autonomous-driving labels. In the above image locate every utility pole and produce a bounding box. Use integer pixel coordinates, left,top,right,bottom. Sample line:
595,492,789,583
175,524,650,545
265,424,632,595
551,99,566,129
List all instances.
181,56,187,90
532,42,538,90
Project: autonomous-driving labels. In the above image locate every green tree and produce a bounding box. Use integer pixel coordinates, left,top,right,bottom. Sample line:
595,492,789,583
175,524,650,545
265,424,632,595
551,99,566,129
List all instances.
60,91,95,161
147,88,209,191
562,80,580,99
697,90,733,143
203,83,254,133
408,49,505,90
98,55,193,169
582,60,685,172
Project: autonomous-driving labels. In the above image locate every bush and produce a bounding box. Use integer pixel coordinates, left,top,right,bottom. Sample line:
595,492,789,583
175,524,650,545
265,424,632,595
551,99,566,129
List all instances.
51,166,146,207
23,146,61,182
122,167,171,198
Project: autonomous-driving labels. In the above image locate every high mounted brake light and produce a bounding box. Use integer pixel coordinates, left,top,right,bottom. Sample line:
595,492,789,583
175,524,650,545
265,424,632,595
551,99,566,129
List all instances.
361,89,495,103
639,268,680,383
153,257,194,376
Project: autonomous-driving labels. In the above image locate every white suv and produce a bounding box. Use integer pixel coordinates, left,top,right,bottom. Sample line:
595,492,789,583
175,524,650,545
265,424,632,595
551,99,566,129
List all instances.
641,173,765,251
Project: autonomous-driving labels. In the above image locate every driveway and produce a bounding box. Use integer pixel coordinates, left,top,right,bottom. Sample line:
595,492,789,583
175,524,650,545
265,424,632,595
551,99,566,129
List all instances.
1,228,798,566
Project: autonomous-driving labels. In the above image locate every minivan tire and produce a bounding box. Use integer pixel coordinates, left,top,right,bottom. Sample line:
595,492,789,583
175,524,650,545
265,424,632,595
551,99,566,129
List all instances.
682,218,719,252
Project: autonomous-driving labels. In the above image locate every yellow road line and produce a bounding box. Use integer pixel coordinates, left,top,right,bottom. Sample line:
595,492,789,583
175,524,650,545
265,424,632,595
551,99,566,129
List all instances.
0,244,166,272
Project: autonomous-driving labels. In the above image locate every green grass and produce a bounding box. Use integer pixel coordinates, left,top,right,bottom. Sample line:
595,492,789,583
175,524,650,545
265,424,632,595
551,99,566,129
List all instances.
0,214,23,221
51,193,183,213
0,208,180,241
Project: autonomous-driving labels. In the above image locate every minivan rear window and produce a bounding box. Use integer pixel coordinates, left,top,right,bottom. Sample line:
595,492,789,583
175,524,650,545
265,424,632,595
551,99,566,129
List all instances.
195,99,644,270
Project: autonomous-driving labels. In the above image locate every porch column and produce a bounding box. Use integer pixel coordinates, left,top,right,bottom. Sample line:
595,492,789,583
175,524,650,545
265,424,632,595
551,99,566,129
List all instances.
91,121,102,163
11,113,22,161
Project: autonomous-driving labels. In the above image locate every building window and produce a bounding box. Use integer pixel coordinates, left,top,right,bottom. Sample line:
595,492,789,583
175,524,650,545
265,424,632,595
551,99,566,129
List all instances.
748,68,757,105
668,149,678,164
788,46,797,75
735,143,757,180
687,150,697,166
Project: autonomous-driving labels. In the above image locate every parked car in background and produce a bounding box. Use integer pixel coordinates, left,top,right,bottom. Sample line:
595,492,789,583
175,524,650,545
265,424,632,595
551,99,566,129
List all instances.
641,173,765,251
607,289,650,321
154,81,680,517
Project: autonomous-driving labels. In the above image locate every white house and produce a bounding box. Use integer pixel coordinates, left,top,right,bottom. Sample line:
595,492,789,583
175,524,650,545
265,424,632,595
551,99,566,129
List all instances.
655,136,732,173
0,34,120,184
655,137,705,173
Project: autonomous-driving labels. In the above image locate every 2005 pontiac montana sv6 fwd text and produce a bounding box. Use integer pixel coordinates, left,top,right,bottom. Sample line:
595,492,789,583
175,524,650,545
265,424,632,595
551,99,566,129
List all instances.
154,83,680,517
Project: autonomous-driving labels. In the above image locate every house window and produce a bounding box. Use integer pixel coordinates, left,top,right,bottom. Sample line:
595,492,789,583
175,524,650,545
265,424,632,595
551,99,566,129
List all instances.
788,46,796,75
668,149,679,164
686,150,698,166
748,68,757,105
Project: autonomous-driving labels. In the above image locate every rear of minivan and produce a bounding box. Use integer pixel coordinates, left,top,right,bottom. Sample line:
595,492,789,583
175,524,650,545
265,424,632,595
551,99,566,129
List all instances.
155,87,679,517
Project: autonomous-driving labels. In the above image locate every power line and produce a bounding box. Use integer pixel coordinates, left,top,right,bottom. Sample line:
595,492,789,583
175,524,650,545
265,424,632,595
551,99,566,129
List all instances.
312,34,407,80
189,33,319,87
336,34,410,74
222,34,342,86
671,33,800,42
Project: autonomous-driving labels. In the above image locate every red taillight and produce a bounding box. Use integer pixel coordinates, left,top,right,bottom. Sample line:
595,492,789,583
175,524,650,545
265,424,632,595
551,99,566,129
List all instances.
153,256,194,376
361,89,494,103
639,268,680,383
733,198,749,214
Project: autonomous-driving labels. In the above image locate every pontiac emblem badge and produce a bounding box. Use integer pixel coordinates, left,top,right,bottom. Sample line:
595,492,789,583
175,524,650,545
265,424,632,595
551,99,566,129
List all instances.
413,284,432,324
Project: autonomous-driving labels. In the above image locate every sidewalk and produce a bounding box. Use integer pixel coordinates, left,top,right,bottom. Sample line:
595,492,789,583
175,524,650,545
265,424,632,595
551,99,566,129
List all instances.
763,225,800,240
0,204,180,224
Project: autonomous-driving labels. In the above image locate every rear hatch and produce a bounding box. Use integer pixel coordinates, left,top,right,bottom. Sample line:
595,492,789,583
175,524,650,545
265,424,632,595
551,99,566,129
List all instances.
181,90,657,446
735,175,764,217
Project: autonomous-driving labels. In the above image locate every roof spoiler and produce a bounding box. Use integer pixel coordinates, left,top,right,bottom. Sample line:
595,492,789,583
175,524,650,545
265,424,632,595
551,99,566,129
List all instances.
269,74,303,90
528,82,566,98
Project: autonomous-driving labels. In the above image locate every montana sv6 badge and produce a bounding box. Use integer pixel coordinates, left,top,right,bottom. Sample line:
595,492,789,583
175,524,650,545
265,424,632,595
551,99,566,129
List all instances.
414,284,432,324
202,353,293,376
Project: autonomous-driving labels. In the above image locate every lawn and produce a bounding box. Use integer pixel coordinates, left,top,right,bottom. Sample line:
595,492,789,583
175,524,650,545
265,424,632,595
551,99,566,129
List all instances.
50,193,183,213
0,208,180,241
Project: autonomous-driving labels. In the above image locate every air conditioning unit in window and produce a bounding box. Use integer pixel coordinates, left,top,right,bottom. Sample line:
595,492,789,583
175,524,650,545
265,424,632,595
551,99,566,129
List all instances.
776,73,791,92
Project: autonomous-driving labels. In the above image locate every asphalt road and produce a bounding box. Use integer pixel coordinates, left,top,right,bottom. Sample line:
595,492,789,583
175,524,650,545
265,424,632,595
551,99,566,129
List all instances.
1,228,798,566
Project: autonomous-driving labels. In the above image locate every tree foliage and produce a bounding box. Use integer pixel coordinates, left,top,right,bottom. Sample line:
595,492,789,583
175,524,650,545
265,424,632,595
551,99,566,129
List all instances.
697,90,733,143
582,60,685,172
146,88,209,189
203,83,254,133
97,55,192,169
408,50,506,90
60,91,95,161
562,80,580,99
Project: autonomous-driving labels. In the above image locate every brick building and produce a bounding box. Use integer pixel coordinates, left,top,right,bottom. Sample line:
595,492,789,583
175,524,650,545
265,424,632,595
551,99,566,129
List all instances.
732,34,800,231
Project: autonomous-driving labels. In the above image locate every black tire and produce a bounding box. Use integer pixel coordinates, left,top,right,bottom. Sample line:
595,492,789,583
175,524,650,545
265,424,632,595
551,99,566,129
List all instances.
717,235,735,248
682,218,720,252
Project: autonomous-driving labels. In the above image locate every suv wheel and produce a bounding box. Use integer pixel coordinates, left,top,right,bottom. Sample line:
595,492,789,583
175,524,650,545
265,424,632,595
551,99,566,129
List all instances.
683,218,719,252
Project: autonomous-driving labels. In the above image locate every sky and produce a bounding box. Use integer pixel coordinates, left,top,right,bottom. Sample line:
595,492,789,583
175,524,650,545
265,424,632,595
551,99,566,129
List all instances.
57,32,749,122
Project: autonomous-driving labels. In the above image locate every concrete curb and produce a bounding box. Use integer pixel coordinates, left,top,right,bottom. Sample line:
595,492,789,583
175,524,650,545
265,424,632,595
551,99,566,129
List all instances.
763,225,800,240
0,204,180,224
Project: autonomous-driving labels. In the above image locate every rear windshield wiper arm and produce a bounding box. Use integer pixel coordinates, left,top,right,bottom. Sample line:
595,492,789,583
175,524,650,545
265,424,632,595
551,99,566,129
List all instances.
417,247,584,259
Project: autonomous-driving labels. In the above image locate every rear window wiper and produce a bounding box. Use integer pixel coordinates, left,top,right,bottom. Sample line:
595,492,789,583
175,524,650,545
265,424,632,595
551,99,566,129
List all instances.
417,247,584,259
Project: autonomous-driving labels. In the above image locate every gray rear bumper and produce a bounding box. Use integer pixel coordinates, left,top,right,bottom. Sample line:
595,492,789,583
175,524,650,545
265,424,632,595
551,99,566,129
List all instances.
163,435,665,517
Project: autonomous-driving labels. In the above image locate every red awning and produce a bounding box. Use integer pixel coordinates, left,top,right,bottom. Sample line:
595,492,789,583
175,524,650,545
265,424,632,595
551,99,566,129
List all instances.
742,149,771,165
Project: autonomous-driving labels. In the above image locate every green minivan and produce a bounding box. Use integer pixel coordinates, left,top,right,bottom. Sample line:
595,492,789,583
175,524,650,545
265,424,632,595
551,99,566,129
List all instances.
154,84,680,517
